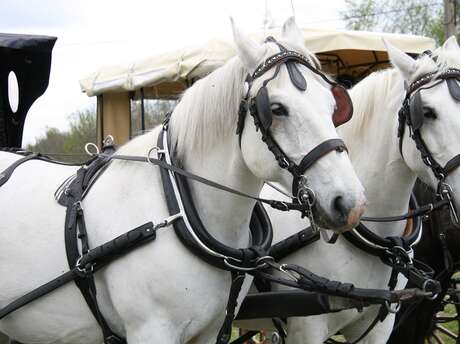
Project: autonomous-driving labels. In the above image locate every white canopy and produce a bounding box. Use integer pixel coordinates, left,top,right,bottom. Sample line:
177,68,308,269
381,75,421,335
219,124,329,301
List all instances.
80,27,436,97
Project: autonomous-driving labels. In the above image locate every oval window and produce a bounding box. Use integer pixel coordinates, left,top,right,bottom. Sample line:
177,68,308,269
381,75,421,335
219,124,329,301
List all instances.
8,71,19,113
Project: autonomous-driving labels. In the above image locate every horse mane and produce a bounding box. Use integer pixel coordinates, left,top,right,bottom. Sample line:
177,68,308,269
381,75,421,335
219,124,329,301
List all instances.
342,45,460,140
341,68,403,140
169,57,247,160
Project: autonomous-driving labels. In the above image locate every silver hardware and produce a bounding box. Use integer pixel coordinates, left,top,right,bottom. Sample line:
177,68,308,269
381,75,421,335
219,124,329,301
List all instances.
439,183,460,225
270,332,281,344
84,142,100,156
255,255,275,269
155,213,182,230
422,279,439,300
279,264,300,282
223,257,258,271
75,256,94,275
147,146,165,162
385,301,401,314
103,135,115,146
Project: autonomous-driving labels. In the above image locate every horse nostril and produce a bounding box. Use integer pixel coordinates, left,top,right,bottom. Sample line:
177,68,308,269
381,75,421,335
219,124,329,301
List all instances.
333,195,348,216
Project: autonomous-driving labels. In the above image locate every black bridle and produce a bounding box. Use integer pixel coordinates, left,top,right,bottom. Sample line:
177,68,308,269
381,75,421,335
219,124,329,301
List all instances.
398,67,460,226
236,37,352,225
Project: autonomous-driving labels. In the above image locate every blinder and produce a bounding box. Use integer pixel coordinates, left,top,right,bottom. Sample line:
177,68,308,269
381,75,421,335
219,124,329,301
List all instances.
254,87,273,131
409,91,424,131
332,85,353,127
447,78,460,101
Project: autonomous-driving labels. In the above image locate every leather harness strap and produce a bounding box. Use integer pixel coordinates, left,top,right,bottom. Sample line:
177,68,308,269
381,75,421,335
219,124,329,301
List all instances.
0,153,39,187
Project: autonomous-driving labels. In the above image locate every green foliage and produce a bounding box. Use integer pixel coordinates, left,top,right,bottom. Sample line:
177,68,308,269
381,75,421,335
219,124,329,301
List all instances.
342,0,451,44
27,99,178,163
27,106,96,163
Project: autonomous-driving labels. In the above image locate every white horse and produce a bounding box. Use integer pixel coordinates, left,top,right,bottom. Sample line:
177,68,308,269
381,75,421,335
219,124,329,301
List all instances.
0,19,366,344
259,37,460,344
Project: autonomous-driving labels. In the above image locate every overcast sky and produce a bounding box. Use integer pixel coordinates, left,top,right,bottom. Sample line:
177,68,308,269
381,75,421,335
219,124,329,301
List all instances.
0,0,347,145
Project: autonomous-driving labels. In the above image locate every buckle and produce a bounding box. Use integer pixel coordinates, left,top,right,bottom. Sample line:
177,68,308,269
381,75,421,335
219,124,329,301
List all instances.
75,256,94,277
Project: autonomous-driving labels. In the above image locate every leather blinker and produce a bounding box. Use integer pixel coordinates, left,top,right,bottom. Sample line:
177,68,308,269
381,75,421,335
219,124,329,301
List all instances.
255,87,273,131
447,78,460,101
409,91,424,131
286,61,307,91
332,85,353,127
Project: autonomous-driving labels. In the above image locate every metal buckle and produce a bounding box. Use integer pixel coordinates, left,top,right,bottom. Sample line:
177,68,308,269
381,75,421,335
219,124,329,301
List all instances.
147,146,165,162
385,300,401,314
279,264,300,282
75,256,94,276
439,183,460,226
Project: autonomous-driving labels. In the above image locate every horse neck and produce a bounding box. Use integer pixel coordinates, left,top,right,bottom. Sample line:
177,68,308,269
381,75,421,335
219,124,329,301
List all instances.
341,70,417,237
180,136,262,247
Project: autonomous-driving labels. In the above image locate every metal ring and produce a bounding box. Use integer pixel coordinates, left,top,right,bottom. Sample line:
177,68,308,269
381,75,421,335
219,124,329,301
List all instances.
223,258,258,272
385,301,401,314
103,135,115,146
147,146,165,163
422,279,439,300
297,187,316,207
255,255,275,268
84,143,100,156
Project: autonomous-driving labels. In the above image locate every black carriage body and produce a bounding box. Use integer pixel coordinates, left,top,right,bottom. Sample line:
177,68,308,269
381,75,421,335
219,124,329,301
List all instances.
0,33,56,147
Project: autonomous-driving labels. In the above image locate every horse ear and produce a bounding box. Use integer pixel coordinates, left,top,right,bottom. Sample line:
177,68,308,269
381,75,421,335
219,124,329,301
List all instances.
230,17,265,72
282,17,305,51
384,38,417,81
443,35,460,52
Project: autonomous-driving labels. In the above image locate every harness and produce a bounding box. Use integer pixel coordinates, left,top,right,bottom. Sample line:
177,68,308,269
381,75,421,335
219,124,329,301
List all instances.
0,39,357,344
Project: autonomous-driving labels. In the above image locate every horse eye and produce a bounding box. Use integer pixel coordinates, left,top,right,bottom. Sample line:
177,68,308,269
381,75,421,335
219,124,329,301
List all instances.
423,108,437,119
271,103,288,117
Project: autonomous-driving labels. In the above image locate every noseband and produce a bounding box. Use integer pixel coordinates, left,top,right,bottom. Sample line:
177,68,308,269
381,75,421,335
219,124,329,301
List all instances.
398,66,460,225
236,37,352,222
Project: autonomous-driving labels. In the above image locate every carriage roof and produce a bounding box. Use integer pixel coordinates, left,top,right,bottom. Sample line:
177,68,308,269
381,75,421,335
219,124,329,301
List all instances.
80,27,435,98
79,27,435,146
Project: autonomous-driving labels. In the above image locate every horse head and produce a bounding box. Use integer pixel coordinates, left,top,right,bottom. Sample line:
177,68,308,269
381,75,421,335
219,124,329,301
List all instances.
387,37,460,227
233,18,366,232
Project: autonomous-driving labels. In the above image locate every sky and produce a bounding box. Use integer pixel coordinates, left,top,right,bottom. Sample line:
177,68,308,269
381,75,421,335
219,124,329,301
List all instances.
0,0,347,145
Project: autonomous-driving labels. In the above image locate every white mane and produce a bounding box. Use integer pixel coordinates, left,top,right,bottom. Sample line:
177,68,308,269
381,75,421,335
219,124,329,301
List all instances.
169,57,247,160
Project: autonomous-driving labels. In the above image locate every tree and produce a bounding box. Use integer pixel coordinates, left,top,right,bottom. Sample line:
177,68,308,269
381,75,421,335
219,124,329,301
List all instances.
27,106,97,163
341,0,449,44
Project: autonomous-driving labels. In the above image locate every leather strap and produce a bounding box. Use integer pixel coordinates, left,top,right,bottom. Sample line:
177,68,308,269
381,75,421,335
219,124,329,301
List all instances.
215,272,246,344
0,153,39,187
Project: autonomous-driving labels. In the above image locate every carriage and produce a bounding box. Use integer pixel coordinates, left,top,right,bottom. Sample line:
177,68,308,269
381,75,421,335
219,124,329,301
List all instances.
1,25,459,344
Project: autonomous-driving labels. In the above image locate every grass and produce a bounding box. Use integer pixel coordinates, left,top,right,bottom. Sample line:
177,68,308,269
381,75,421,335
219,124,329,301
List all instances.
429,303,459,344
